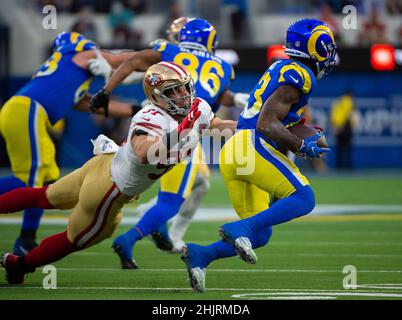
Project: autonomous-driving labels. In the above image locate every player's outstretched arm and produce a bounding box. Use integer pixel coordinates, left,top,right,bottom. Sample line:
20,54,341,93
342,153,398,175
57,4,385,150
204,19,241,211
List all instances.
210,117,237,133
257,85,303,153
219,90,250,109
89,50,161,116
104,49,161,93
75,94,141,118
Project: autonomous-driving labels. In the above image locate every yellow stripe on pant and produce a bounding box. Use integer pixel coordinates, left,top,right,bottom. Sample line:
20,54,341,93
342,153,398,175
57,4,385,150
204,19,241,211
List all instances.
219,129,309,219
0,95,60,186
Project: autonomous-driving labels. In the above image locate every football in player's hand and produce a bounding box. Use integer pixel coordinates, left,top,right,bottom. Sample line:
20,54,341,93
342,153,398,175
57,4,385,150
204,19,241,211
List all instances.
288,124,328,148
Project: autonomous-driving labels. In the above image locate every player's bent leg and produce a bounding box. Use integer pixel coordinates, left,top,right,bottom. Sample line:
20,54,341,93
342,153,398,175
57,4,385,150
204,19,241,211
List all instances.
169,172,210,252
112,191,185,268
149,157,198,251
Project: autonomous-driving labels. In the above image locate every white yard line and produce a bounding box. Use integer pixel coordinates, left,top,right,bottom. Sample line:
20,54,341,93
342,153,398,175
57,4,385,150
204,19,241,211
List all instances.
0,205,401,225
19,267,402,274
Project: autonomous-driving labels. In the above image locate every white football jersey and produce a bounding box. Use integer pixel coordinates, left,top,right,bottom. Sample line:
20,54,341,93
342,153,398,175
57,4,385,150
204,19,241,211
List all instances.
110,99,214,197
110,103,177,196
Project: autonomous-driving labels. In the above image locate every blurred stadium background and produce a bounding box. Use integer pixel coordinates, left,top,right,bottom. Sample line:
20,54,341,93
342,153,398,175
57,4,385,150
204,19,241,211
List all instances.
0,0,402,300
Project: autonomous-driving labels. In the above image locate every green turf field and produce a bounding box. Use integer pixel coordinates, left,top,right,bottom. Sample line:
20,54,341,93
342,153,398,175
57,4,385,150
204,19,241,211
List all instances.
1,172,402,300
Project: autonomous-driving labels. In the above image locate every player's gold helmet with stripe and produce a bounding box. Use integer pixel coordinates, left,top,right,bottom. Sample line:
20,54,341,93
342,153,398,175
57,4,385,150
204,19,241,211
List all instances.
143,62,195,116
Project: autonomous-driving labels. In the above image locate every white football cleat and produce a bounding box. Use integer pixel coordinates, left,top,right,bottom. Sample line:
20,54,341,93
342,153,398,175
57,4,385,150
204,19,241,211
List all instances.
234,237,258,264
187,267,206,293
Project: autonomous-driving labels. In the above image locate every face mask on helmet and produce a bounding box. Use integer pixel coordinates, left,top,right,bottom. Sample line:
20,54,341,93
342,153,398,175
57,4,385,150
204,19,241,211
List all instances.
143,62,195,116
284,19,337,79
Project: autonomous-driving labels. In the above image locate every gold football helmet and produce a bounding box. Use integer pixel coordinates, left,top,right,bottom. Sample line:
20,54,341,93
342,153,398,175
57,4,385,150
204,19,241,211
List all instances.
166,17,193,44
143,61,195,116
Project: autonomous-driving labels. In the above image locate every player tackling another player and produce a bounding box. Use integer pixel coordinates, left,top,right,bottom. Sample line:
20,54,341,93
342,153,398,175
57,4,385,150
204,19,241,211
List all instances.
89,18,246,269
181,18,336,292
0,61,229,285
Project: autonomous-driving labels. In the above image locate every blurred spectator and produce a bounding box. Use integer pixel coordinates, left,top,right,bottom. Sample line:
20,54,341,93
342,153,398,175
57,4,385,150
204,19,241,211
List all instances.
385,0,402,14
358,5,389,46
125,0,146,14
318,3,342,44
71,6,98,41
397,23,402,45
157,1,183,40
330,90,358,169
108,0,142,46
223,0,249,42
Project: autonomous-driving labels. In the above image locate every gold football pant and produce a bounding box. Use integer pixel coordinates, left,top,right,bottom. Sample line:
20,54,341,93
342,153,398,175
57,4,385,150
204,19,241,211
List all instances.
46,154,133,248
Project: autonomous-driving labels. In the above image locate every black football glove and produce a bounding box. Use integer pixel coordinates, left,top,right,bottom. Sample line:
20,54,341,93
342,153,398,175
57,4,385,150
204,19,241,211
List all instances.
90,88,111,118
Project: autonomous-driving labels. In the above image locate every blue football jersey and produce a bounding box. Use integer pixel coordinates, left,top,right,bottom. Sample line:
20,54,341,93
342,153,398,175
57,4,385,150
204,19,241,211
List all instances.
238,59,316,146
17,39,96,124
153,42,235,112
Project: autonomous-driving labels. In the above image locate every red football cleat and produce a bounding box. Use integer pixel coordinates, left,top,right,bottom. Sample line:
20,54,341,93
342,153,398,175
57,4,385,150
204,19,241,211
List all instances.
1,253,26,285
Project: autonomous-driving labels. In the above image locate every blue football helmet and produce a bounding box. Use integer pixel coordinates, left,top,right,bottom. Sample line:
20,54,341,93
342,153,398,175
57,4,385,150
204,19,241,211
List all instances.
284,18,337,79
179,18,218,54
52,32,85,51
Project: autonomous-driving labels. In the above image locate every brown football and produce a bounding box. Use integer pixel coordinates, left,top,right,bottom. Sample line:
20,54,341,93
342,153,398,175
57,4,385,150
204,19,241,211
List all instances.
288,124,328,148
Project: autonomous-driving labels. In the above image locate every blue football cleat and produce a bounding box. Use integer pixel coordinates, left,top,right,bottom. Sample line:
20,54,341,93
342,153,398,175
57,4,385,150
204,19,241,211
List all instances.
13,237,38,256
181,244,208,293
112,236,138,269
219,224,258,264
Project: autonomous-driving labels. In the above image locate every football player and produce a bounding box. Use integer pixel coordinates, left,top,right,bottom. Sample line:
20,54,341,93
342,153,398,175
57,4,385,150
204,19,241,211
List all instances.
180,18,336,292
0,32,139,256
89,18,247,268
0,61,218,285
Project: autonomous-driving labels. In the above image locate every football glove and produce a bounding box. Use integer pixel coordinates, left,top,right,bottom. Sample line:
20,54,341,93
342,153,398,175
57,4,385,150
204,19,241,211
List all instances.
88,50,112,81
177,98,202,134
90,88,111,118
298,133,330,160
233,93,249,109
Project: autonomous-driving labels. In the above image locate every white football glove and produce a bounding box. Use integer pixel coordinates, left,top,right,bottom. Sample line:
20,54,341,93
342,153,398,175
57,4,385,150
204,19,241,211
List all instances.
88,50,112,80
233,93,250,109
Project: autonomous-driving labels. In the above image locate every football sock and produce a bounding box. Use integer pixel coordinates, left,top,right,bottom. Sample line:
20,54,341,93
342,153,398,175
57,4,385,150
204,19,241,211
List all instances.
21,208,44,234
249,226,273,249
204,240,237,264
135,191,184,238
201,226,273,265
240,185,315,232
22,230,80,271
169,174,209,241
0,175,26,194
0,187,54,213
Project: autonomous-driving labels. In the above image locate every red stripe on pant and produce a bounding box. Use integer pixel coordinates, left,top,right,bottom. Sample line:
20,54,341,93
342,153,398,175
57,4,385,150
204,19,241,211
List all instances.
73,184,121,248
